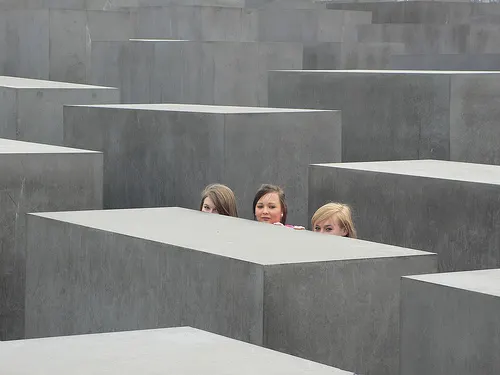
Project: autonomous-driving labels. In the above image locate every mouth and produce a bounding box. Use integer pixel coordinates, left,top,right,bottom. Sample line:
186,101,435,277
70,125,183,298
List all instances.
261,217,271,222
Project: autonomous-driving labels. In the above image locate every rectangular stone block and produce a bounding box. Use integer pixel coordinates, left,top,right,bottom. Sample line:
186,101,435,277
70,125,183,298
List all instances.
133,6,371,43
326,2,500,24
269,70,500,164
0,9,135,83
90,39,302,105
308,160,500,272
25,207,437,375
0,327,351,374
0,76,119,145
0,138,102,341
401,269,500,375
390,53,500,71
63,103,340,225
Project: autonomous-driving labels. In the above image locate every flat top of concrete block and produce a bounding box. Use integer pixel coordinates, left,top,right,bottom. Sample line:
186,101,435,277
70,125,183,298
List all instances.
0,138,100,154
313,160,500,186
272,69,500,75
0,327,350,374
405,269,500,298
31,207,433,265
75,103,332,114
129,39,301,46
0,76,117,90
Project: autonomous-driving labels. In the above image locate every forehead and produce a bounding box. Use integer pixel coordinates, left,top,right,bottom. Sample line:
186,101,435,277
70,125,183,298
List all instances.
257,192,280,203
203,196,215,205
315,215,339,226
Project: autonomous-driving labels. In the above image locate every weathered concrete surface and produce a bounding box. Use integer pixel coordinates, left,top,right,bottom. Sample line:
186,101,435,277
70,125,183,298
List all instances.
269,70,500,164
401,269,500,375
63,103,340,225
0,327,352,374
390,53,500,70
25,207,436,375
309,160,500,272
0,76,118,145
90,39,302,105
326,1,500,24
0,9,135,83
0,138,102,341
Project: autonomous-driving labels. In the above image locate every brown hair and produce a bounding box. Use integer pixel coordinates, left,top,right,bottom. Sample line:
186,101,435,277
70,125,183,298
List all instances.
311,202,357,238
200,184,238,217
252,184,287,224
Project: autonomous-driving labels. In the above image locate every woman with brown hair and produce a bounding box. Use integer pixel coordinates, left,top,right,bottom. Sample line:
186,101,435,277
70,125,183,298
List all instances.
200,183,238,217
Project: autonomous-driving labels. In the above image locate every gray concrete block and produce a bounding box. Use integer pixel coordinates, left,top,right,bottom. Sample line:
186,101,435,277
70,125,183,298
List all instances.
0,327,352,374
0,138,102,341
390,53,500,70
63,103,340,225
24,207,437,375
401,269,500,375
90,40,302,106
326,1,500,24
0,76,119,146
308,160,500,272
0,9,135,83
269,70,500,163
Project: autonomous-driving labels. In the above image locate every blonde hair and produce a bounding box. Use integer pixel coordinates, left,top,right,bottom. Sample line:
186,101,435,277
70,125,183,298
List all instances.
311,203,357,238
200,184,238,217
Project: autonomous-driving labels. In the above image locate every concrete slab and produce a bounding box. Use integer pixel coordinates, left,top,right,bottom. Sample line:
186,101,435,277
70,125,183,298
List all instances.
268,70,500,164
401,269,500,375
0,138,102,341
0,327,352,374
90,39,302,105
308,159,500,272
390,53,500,70
25,207,437,375
0,9,135,83
63,103,341,225
0,76,119,145
326,1,500,24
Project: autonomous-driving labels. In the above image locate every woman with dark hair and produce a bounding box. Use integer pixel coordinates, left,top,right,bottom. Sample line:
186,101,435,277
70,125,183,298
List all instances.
200,183,238,217
252,184,304,229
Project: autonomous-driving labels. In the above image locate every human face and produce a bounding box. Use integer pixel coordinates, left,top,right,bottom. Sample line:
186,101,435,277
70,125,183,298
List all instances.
201,196,218,214
313,215,347,236
255,192,282,224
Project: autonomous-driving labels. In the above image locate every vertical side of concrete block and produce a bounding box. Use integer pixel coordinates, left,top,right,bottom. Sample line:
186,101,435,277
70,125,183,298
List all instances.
264,255,437,375
25,215,265,344
0,87,18,139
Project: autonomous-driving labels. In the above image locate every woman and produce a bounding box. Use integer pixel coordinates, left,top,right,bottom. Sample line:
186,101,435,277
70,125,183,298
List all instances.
200,183,238,217
252,184,304,229
311,202,357,238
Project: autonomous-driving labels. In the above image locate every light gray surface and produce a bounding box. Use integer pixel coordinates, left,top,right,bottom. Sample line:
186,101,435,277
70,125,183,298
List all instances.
90,39,302,105
0,327,352,374
0,9,135,83
0,76,119,145
25,207,437,375
0,138,103,341
325,1,500,24
308,160,500,272
401,269,500,375
269,70,500,164
390,53,500,71
63,103,340,225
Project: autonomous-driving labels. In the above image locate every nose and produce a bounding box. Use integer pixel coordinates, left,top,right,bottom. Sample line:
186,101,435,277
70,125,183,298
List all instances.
262,206,269,213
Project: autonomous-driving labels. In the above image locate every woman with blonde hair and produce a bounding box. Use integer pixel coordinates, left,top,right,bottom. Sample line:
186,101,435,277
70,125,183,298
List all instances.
311,202,357,238
200,183,238,217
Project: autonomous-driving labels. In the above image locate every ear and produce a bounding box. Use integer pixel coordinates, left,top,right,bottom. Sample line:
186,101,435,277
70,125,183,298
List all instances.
341,227,348,237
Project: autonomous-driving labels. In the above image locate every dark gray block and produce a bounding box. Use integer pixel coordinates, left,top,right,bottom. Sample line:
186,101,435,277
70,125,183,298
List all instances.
269,70,500,163
326,1,500,24
25,207,437,375
308,160,500,272
0,9,135,83
90,40,302,105
401,269,500,375
0,138,102,341
0,76,119,145
0,327,352,374
390,53,500,70
63,103,340,225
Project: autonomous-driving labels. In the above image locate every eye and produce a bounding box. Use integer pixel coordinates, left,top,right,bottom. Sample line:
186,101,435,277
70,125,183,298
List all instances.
326,227,333,232
203,205,210,210
269,205,276,209
314,226,320,231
